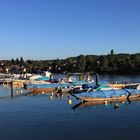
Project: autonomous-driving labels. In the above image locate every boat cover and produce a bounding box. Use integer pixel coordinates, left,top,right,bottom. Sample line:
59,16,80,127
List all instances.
72,80,88,86
75,89,140,98
35,77,50,81
27,83,73,89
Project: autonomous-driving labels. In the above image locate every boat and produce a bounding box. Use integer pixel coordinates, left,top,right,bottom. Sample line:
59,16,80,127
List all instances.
72,96,140,110
74,84,140,102
72,83,120,94
107,83,140,89
55,80,94,94
25,82,73,94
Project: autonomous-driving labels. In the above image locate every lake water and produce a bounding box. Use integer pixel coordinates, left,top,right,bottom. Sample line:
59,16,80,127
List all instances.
0,75,140,140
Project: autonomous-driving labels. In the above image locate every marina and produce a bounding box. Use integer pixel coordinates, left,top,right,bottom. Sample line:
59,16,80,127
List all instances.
0,75,140,140
0,0,140,139
0,73,140,99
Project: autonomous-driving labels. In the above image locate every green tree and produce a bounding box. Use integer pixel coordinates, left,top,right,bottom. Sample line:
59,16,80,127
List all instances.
11,58,15,65
19,57,24,66
15,58,19,65
76,55,86,72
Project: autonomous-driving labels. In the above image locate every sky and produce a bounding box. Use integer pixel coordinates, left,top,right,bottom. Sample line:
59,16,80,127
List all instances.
0,0,140,60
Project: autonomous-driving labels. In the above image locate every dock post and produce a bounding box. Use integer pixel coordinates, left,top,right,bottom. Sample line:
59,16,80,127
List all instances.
11,80,14,98
95,74,99,86
49,74,52,81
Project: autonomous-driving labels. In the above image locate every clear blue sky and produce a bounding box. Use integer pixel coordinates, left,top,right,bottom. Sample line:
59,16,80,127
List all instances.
0,0,140,60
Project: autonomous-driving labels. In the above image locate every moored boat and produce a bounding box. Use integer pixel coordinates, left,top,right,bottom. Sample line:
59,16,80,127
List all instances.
74,84,140,102
25,82,73,94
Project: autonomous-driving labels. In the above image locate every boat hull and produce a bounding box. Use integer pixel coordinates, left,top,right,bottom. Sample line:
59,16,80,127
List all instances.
29,88,55,94
78,94,140,102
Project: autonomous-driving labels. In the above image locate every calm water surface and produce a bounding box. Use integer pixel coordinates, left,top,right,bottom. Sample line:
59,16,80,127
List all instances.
0,75,140,140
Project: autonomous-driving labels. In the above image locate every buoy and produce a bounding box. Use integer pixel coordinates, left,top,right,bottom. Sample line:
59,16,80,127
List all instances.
51,92,54,96
56,94,60,99
114,104,119,110
121,101,125,104
81,99,84,103
68,99,72,105
104,101,108,105
16,91,19,95
49,95,53,101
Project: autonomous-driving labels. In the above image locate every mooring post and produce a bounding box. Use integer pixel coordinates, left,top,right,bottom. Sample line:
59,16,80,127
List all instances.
49,74,52,81
11,80,14,98
95,74,99,86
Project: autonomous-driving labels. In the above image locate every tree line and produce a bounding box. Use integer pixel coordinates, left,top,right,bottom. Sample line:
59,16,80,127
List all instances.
0,50,140,75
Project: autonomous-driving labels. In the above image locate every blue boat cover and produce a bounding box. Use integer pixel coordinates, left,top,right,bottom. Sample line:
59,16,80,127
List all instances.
27,83,73,89
72,80,88,86
35,77,50,81
75,89,140,99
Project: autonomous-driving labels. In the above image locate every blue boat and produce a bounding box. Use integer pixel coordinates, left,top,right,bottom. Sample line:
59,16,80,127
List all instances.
74,84,140,102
